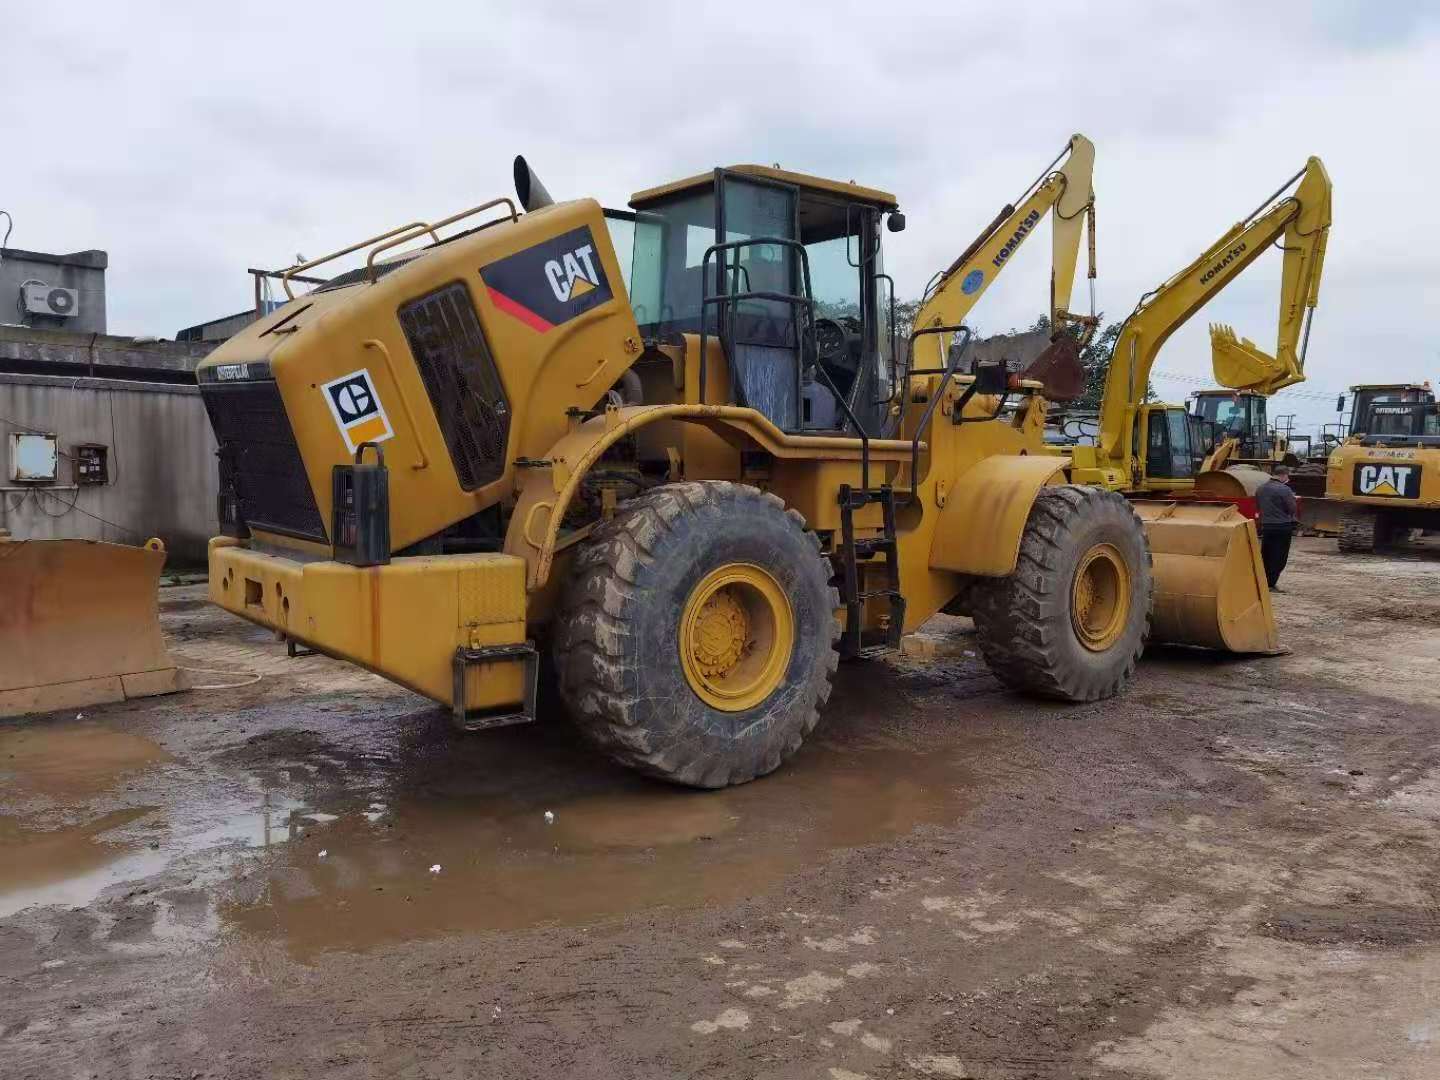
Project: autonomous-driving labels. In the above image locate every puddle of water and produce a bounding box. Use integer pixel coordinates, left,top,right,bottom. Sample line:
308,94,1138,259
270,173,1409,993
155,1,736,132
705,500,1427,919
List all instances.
222,736,975,957
0,721,172,797
0,807,169,918
0,790,320,918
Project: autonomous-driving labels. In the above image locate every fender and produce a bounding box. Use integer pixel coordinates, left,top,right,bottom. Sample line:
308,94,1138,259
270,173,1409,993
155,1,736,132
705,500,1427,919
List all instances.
504,403,920,590
929,455,1069,576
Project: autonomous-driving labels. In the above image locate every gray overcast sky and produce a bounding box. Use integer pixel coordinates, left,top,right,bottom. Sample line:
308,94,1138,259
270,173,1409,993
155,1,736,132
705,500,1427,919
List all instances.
5,1,1438,430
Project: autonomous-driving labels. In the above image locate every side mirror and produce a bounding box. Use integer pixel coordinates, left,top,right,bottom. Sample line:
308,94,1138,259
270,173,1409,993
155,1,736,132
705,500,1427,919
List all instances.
1336,394,1346,413
974,360,1008,396
886,211,907,233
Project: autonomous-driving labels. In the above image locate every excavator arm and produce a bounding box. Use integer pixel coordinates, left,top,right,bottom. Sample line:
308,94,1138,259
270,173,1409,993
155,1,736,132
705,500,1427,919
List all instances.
910,134,1097,376
1096,156,1332,466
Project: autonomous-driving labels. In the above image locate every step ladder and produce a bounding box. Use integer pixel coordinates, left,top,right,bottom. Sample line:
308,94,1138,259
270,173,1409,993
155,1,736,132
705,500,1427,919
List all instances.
836,483,906,657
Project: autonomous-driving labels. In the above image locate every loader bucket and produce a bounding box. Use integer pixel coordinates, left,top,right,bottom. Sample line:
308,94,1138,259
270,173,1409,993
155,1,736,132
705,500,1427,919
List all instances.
1131,501,1280,655
0,537,186,718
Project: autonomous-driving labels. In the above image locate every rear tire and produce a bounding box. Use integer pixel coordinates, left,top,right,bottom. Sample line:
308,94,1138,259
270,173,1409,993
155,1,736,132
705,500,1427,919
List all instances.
970,486,1152,702
555,481,840,788
1338,508,1390,553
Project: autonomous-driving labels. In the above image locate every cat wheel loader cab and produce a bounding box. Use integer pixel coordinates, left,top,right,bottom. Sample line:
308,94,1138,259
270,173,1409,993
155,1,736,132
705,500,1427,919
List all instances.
1327,382,1440,552
198,144,1155,788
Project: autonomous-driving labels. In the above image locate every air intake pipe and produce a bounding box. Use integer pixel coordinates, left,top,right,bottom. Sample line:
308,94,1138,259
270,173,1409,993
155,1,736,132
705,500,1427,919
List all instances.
513,156,554,212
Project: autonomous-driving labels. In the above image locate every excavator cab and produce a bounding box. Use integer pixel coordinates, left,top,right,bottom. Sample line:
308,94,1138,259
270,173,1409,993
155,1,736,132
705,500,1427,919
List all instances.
1138,404,1200,486
1190,389,1271,459
1346,384,1437,441
625,167,901,436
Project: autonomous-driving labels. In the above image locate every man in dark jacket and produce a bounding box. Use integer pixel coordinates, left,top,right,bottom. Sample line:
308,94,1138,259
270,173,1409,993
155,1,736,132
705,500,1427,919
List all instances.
1256,466,1299,591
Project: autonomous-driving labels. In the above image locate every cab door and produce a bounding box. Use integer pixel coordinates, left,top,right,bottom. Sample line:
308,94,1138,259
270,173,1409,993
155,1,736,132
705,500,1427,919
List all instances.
1144,406,1197,487
714,172,804,431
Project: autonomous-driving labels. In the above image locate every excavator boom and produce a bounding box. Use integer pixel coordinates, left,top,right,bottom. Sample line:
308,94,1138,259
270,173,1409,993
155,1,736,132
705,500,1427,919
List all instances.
1097,156,1332,466
911,135,1096,385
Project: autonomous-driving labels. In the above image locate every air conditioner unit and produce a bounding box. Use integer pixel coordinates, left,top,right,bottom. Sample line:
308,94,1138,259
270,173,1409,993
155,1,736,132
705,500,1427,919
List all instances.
22,283,80,318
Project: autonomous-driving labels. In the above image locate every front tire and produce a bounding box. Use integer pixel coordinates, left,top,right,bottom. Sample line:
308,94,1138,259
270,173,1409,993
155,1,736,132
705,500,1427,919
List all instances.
555,481,840,788
970,486,1152,702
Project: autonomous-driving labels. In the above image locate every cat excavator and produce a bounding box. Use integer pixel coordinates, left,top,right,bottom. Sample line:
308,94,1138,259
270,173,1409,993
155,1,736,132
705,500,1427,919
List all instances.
1059,155,1332,651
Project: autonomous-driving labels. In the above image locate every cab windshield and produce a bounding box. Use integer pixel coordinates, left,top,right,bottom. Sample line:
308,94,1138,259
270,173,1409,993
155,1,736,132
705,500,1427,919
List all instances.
1350,387,1433,437
1192,394,1265,435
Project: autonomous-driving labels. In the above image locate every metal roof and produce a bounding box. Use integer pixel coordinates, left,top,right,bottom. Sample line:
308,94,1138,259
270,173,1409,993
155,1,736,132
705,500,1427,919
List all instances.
630,165,898,210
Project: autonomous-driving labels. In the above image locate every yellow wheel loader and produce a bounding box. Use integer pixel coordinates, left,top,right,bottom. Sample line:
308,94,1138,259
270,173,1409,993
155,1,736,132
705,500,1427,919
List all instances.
1327,382,1440,552
199,141,1178,787
0,536,185,717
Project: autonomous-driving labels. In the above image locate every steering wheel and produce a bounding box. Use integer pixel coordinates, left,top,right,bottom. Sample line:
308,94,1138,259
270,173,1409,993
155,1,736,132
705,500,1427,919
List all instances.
814,316,862,373
814,318,848,362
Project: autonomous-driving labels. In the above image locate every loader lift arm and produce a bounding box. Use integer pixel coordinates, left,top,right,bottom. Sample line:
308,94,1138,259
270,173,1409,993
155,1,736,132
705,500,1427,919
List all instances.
1096,156,1332,469
910,134,1098,375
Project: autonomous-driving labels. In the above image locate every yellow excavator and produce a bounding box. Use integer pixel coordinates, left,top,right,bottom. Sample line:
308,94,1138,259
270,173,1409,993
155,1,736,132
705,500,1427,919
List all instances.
1328,382,1440,551
195,139,1302,788
1052,156,1331,651
908,134,1098,397
1069,156,1331,492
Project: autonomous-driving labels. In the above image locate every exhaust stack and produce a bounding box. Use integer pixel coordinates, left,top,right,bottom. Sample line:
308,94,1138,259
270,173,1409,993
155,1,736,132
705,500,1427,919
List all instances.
513,156,554,212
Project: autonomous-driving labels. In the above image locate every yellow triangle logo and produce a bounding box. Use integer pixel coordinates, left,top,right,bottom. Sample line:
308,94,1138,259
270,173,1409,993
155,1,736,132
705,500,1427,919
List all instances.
568,275,596,300
1368,480,1399,496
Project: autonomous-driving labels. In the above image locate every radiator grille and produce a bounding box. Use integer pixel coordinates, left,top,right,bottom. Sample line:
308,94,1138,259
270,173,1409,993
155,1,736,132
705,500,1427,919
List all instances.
398,282,510,491
200,379,326,541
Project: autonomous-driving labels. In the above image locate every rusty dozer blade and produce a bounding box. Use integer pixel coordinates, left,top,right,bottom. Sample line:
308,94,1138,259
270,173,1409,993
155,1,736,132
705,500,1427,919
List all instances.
1017,332,1087,402
0,537,187,718
1131,501,1280,655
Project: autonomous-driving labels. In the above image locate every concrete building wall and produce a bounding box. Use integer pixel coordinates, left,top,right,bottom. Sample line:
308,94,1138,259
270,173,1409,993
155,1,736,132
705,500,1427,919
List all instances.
0,248,108,334
0,373,218,566
176,308,263,344
0,324,211,379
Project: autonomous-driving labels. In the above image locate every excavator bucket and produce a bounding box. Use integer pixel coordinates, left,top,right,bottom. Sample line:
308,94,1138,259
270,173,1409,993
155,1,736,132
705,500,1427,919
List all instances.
0,537,186,718
1131,501,1280,655
1018,333,1087,401
1210,323,1301,393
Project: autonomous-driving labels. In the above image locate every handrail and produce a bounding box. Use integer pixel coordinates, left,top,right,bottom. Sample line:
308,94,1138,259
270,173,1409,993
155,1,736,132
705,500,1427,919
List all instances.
365,197,518,283
278,196,520,299
281,222,440,299
903,324,973,505
698,235,875,491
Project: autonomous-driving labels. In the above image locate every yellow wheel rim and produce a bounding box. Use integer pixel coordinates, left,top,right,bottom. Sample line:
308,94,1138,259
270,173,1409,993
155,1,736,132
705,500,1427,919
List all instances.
679,563,794,712
1071,542,1130,652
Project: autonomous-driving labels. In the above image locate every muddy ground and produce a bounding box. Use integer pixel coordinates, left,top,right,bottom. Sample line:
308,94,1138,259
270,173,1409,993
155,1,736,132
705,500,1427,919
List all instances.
2,536,1438,1079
